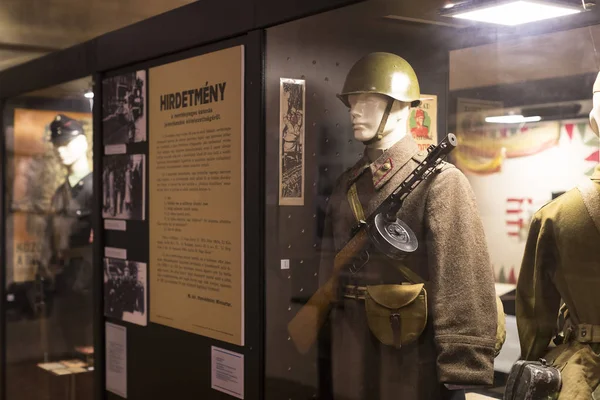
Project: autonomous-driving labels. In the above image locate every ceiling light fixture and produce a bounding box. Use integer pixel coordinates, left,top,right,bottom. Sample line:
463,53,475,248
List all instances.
84,91,94,99
485,115,542,123
440,0,588,26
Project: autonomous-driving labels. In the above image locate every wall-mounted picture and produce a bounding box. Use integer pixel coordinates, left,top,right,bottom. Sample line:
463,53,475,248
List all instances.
102,154,146,221
408,94,438,151
104,258,147,326
279,78,305,206
103,70,147,145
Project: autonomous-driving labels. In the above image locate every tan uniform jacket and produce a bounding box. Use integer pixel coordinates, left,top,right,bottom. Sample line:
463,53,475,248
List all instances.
319,134,497,400
517,166,600,361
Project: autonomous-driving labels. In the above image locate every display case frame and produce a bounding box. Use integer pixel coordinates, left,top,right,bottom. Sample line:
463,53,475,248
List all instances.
1,0,600,399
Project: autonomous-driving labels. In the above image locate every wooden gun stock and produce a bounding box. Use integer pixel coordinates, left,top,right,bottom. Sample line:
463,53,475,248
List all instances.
287,229,369,354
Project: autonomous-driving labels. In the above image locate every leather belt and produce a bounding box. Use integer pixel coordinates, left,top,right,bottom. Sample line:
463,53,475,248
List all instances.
571,323,600,343
343,285,367,300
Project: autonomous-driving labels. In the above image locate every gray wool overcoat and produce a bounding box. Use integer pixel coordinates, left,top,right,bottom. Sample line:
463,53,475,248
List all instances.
318,134,498,400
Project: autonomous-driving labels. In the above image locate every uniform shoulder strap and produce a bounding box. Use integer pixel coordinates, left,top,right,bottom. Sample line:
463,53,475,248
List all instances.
577,179,600,234
346,183,366,222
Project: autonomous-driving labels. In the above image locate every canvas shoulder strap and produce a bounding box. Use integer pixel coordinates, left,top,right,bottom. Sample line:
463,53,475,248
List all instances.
346,182,424,284
577,179,600,235
346,183,366,222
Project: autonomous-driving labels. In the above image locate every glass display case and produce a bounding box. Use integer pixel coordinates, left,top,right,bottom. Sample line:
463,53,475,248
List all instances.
264,1,600,399
3,78,95,400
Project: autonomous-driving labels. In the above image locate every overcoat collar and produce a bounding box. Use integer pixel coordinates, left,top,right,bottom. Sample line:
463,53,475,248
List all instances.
346,134,420,191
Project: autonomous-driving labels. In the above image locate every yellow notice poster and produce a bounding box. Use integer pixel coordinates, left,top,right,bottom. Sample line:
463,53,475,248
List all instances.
149,46,244,345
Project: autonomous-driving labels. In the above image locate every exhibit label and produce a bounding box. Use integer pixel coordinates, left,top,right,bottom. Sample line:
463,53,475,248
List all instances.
211,346,244,399
106,322,127,398
149,46,244,345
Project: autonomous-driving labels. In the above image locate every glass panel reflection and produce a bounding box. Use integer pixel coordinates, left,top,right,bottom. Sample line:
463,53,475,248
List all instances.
4,77,94,400
265,2,600,399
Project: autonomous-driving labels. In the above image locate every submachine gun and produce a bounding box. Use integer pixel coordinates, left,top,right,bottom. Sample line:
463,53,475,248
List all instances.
287,134,458,354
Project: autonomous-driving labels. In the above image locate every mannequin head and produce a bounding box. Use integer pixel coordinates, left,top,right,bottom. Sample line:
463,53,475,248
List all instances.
49,114,90,182
337,52,421,150
348,93,411,147
55,134,88,167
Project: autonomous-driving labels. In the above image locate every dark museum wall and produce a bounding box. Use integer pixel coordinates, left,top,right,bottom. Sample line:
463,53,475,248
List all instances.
100,35,264,400
263,9,453,399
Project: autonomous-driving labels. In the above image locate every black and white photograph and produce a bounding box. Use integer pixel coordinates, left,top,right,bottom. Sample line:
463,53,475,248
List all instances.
102,154,146,220
279,78,306,206
104,258,147,326
103,70,147,145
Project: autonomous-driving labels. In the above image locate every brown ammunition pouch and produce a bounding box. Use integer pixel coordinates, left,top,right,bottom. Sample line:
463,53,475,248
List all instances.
364,283,427,349
343,281,428,349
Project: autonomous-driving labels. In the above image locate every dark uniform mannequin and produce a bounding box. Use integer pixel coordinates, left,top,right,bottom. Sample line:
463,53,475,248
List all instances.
47,114,94,354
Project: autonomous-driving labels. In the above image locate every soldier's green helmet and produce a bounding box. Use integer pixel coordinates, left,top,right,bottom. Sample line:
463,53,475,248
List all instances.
337,52,421,108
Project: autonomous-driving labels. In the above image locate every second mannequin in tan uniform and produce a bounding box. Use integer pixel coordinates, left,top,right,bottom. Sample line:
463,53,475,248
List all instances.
516,72,600,399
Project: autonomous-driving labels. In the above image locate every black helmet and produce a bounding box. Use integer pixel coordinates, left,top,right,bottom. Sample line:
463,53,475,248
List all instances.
49,114,84,145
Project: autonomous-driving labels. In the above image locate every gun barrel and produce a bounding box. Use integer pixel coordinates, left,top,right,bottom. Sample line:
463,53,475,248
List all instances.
426,133,457,162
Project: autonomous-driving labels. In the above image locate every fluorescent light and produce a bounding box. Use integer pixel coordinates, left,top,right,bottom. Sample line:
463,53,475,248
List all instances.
444,3,456,8
84,91,94,99
485,115,542,123
451,1,581,26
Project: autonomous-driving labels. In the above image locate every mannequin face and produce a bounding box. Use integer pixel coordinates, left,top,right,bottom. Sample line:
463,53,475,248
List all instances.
590,92,600,137
348,93,410,143
55,135,88,167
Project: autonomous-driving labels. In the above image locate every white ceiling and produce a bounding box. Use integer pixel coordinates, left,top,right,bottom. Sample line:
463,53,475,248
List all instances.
0,0,195,71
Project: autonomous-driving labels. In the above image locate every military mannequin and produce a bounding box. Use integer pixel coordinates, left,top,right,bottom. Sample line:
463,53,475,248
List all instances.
515,73,600,399
318,52,498,400
46,114,94,355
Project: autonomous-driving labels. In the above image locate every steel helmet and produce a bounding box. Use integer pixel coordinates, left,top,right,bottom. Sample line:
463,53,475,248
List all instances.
337,52,421,108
